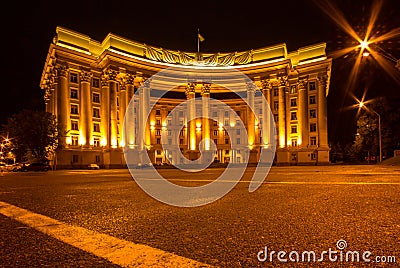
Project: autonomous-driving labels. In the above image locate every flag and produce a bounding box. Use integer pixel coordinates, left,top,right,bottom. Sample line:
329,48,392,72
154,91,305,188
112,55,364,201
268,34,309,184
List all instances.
198,32,205,42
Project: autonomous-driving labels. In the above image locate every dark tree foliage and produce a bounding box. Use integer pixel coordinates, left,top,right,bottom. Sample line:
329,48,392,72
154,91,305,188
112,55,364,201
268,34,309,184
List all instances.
3,110,62,162
351,96,400,162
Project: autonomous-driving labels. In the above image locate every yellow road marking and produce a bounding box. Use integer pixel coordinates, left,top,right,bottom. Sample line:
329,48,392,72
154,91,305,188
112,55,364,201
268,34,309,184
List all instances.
0,201,212,268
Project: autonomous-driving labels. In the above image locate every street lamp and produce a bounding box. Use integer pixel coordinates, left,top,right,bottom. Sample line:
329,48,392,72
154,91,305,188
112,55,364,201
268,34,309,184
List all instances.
359,102,382,163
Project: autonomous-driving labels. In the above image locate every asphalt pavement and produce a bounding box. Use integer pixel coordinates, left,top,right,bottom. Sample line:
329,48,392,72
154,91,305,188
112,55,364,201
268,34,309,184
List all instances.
0,165,399,267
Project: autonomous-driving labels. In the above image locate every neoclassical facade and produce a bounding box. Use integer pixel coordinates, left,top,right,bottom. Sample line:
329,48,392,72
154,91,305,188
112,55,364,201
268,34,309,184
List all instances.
40,26,332,168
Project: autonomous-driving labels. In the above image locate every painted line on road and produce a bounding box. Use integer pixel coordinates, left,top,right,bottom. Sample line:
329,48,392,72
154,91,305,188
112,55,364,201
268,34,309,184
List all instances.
137,178,400,185
0,201,212,268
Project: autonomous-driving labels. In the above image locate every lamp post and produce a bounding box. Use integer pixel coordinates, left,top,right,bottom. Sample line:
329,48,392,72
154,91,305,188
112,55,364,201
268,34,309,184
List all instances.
359,102,382,163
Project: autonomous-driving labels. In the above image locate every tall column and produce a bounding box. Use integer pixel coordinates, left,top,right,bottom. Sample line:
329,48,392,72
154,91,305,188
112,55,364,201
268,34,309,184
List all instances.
143,79,151,149
80,69,92,146
138,78,151,150
119,83,127,147
297,79,308,147
261,79,272,147
55,63,69,146
125,74,135,148
246,82,255,148
201,83,211,150
186,83,196,151
100,75,110,147
317,74,328,147
108,70,118,148
278,76,287,148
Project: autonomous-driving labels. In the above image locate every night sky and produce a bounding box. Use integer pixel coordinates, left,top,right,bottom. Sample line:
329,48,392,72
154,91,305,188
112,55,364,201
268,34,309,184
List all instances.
2,0,399,145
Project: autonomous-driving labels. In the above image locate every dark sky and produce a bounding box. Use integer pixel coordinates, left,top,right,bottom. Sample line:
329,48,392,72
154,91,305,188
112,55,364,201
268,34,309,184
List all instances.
2,0,399,145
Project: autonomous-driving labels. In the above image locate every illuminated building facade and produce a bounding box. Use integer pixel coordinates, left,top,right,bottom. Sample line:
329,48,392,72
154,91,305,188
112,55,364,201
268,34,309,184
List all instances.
40,27,332,168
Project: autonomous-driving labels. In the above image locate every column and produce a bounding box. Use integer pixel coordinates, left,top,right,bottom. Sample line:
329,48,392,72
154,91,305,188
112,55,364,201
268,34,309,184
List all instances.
119,83,127,147
317,74,328,147
278,77,287,148
100,75,110,147
201,83,211,150
138,78,151,150
261,79,272,147
186,83,196,151
297,79,308,147
108,71,118,148
246,82,255,148
80,69,92,146
55,63,69,146
125,74,135,148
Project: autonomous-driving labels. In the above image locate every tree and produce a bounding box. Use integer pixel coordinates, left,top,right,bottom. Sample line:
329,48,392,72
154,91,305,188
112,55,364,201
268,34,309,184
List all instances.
350,96,400,162
2,110,62,163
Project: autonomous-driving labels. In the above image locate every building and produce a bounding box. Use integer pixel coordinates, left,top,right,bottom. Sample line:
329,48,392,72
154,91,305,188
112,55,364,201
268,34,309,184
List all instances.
40,26,332,168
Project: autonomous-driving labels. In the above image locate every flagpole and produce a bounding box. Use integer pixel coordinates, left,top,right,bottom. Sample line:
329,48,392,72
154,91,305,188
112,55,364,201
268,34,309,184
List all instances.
197,28,200,53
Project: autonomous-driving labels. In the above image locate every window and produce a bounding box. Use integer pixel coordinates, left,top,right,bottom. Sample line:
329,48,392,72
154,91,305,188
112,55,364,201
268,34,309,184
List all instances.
180,130,184,136
225,150,230,154
71,105,78,115
214,130,218,136
213,121,218,126
309,81,316,91
116,97,119,107
70,73,78,83
72,154,79,163
236,138,240,144
156,129,161,136
291,139,297,147
274,101,279,111
224,111,229,117
236,129,241,135
274,114,279,122
155,138,160,144
291,112,297,120
71,120,78,131
93,108,100,118
291,153,297,161
93,123,100,132
179,111,183,117
93,93,100,103
224,119,229,126
224,130,228,136
92,78,100,88
310,136,317,146
70,89,78,99
168,130,171,136
290,98,297,107
291,125,297,134
213,111,218,117
310,95,316,104
168,120,172,126
225,139,229,144
93,138,100,147
71,136,78,146
168,139,172,145
156,119,161,126
95,155,100,162
214,139,218,145
310,109,316,118
311,152,317,160
310,123,317,132
290,85,297,94
274,88,279,96
179,120,183,126
180,139,184,145
155,109,161,116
